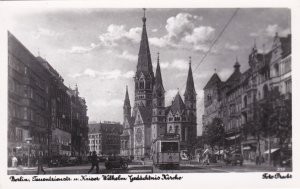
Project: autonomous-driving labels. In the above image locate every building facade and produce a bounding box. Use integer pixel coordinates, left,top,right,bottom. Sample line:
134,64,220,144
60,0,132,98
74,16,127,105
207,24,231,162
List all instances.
88,122,123,155
8,32,89,159
203,33,291,163
120,12,197,159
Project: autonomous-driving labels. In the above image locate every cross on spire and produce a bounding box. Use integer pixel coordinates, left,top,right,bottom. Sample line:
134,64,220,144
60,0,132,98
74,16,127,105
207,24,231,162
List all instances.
189,56,191,65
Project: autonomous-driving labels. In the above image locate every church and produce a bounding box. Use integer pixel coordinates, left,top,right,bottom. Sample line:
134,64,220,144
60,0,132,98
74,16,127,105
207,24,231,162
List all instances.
120,10,197,159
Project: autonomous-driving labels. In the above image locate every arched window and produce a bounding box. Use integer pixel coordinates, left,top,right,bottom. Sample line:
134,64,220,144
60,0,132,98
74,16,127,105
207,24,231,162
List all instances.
139,81,144,89
175,125,179,134
146,81,151,89
169,126,173,133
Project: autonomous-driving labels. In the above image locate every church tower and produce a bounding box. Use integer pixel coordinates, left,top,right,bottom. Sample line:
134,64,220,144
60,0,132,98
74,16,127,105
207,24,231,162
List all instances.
151,53,166,141
184,57,197,146
133,8,154,117
184,57,197,123
123,85,131,121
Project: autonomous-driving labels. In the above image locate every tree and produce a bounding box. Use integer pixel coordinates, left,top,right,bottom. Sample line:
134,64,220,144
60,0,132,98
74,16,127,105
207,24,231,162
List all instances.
202,118,225,153
242,88,291,165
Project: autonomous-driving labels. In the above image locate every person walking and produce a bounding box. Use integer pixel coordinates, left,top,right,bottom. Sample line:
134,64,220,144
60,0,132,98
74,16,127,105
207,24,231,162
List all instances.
88,151,99,174
36,154,46,175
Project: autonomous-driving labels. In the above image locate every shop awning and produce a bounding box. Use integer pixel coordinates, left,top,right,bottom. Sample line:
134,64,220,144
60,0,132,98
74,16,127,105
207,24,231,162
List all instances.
226,134,240,140
264,148,280,154
243,146,251,150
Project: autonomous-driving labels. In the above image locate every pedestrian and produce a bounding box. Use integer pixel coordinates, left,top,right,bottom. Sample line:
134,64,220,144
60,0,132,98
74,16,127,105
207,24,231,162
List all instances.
12,155,18,168
36,154,46,175
88,151,99,174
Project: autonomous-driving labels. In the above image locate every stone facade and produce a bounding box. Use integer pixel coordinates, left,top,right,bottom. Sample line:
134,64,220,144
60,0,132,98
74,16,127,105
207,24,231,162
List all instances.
120,12,197,159
203,33,291,162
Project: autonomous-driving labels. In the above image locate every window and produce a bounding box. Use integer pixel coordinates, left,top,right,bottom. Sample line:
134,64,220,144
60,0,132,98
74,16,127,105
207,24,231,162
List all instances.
286,79,291,93
169,126,173,133
16,129,23,141
139,81,144,89
23,107,28,120
175,125,179,134
263,85,269,99
274,63,279,77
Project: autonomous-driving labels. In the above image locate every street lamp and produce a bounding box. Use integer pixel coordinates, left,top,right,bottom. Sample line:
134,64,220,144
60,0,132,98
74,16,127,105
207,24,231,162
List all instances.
25,137,32,167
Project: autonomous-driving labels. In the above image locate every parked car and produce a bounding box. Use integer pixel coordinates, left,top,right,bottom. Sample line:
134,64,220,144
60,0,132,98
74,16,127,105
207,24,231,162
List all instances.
65,156,80,166
105,156,128,170
48,157,61,167
225,153,243,166
97,155,107,162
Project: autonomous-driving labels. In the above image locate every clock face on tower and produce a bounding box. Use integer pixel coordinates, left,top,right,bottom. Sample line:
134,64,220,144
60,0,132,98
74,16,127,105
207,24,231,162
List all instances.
136,128,143,144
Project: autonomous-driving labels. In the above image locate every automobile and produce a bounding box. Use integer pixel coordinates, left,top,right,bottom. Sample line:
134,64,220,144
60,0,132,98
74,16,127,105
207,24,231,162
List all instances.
104,156,128,170
65,156,80,166
97,155,107,162
225,153,243,166
48,158,61,167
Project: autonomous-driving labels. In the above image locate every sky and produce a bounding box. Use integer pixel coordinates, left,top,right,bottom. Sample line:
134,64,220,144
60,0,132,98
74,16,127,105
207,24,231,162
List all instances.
7,8,291,136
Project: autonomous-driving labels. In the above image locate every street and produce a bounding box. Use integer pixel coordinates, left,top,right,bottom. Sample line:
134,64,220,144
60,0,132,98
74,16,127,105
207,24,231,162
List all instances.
7,161,291,175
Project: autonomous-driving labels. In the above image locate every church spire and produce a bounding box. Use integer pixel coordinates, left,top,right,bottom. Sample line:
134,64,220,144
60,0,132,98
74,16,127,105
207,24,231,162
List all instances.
184,56,196,97
136,8,154,79
124,85,131,107
154,52,164,91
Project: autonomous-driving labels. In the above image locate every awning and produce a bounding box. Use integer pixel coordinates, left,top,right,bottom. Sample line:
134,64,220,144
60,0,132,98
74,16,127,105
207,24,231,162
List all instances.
243,146,251,150
226,134,240,140
264,148,280,154
214,150,224,155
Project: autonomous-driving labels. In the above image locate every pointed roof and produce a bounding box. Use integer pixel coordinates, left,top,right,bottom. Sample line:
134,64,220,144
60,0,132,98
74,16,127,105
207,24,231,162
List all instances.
184,57,196,96
153,52,164,93
136,9,154,79
204,73,222,90
124,85,131,107
170,92,186,113
136,106,152,124
226,59,242,85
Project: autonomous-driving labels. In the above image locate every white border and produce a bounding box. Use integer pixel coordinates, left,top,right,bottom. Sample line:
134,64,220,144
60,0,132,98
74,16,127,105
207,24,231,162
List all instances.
0,0,299,188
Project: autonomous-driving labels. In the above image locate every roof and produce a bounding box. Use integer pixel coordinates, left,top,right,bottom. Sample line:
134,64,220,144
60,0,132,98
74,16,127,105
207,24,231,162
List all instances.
184,60,196,96
226,68,241,84
203,73,222,90
153,57,164,94
136,106,152,123
124,86,131,107
88,122,123,134
170,92,186,114
135,15,154,79
280,34,291,58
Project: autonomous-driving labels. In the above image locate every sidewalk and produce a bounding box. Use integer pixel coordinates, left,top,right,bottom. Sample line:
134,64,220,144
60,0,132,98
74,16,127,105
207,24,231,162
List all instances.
8,166,37,171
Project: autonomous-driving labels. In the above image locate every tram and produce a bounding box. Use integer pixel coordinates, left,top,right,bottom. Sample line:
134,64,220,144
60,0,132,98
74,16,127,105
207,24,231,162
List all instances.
152,133,180,168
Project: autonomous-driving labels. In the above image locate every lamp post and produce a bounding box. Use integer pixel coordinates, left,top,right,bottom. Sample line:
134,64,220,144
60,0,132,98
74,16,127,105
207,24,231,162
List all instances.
25,137,32,167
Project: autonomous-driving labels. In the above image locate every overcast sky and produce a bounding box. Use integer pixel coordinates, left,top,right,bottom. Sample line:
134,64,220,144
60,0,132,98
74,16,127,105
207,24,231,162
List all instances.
8,8,290,135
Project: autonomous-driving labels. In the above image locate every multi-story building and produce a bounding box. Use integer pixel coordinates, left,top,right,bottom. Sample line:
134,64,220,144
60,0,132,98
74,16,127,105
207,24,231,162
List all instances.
88,121,123,155
8,32,89,159
8,32,49,157
120,11,197,159
68,86,89,156
203,33,291,163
